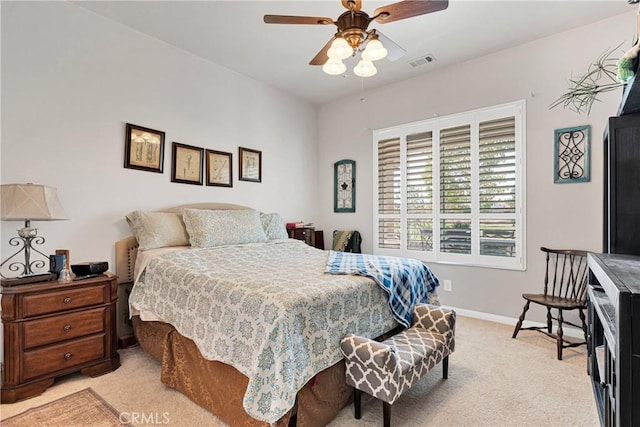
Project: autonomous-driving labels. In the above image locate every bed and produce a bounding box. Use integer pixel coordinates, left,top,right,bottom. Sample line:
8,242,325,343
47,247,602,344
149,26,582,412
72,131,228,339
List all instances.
115,203,439,426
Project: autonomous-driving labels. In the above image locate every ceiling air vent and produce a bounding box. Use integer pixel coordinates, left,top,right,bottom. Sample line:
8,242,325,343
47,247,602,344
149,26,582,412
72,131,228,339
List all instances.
409,54,436,68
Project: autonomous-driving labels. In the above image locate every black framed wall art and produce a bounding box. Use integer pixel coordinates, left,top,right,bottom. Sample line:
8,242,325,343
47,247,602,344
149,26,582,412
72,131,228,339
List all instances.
239,147,262,183
334,159,355,213
171,142,204,185
206,149,232,187
124,123,165,173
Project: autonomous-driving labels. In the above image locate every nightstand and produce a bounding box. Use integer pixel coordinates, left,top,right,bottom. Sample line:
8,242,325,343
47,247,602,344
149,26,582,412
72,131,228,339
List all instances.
1,273,120,403
288,226,315,247
288,227,325,249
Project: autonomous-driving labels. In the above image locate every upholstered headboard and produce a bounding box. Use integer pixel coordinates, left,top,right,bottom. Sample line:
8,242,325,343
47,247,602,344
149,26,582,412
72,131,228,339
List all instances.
114,202,250,285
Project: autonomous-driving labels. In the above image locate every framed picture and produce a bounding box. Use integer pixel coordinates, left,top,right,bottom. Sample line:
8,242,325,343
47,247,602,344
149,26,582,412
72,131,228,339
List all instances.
124,123,165,173
206,149,232,187
171,142,204,185
239,147,262,183
554,125,590,184
334,159,356,212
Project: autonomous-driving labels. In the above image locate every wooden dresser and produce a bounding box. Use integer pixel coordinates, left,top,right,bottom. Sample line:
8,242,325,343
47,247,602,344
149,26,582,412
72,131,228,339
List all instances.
1,273,120,403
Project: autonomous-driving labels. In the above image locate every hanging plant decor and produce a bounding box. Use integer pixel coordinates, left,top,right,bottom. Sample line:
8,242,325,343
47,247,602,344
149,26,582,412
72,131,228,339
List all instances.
549,44,627,116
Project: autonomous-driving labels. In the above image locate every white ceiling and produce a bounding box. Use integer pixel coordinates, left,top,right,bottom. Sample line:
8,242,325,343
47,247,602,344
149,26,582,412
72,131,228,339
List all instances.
74,1,635,105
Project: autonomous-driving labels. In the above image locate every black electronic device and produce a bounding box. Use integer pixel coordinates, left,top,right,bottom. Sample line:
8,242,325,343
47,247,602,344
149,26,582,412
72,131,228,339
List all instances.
70,261,108,277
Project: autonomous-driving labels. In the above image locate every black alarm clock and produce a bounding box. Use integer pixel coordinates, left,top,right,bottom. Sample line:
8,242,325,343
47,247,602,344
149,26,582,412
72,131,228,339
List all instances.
70,261,109,278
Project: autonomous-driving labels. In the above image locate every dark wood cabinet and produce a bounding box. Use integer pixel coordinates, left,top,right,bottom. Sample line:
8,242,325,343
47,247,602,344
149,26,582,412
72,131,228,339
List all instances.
288,227,324,250
1,273,120,403
603,113,640,255
587,253,640,427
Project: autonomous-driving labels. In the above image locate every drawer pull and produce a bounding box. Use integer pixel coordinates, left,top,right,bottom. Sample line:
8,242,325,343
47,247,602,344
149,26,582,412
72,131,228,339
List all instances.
63,324,72,332
63,297,72,304
64,352,73,360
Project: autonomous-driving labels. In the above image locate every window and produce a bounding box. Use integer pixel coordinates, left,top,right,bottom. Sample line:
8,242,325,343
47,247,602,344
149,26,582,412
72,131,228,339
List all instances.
373,101,525,270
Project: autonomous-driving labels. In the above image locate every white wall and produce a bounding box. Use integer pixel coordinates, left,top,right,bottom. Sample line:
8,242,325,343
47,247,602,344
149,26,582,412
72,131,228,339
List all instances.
1,1,318,275
317,11,637,322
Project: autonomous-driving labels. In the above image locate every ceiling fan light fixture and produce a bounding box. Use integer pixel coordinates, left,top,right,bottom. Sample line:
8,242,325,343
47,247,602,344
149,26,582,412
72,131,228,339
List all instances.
361,38,387,61
353,60,377,77
323,58,347,75
327,37,353,60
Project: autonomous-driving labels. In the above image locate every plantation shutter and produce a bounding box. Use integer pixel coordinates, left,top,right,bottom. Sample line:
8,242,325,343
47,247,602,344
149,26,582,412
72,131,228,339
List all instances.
406,132,434,251
479,117,516,213
373,100,524,269
406,132,433,214
440,125,471,214
478,116,517,258
378,138,401,249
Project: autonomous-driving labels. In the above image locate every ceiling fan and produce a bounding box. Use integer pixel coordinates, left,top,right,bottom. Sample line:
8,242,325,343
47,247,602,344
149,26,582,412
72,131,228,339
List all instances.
264,0,449,77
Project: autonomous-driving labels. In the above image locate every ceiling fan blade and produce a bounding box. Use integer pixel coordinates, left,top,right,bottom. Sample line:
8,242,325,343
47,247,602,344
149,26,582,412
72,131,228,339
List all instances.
373,0,449,24
309,36,337,66
375,30,407,62
264,15,334,25
341,0,362,11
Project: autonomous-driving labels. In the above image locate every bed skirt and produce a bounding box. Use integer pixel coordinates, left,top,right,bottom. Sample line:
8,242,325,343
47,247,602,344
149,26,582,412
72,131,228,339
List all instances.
132,316,356,426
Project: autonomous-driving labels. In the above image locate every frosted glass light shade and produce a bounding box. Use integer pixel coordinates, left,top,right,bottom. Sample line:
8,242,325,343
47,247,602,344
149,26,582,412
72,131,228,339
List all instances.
323,58,347,75
327,37,353,60
362,38,388,61
353,60,377,77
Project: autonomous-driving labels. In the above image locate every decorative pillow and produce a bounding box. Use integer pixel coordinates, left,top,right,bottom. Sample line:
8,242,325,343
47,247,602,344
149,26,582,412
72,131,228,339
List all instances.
260,212,289,240
126,210,190,251
182,208,267,248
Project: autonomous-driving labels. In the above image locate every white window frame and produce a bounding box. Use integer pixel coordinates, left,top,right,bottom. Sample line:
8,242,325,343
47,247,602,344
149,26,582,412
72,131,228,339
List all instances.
372,100,526,271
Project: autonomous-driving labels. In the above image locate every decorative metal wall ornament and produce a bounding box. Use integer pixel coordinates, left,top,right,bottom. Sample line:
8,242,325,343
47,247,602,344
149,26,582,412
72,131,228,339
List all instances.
554,125,591,184
334,159,356,212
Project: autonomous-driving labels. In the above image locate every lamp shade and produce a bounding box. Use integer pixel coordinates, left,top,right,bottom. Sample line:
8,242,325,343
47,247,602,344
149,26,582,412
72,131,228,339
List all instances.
323,58,347,75
353,60,377,77
1,184,68,221
362,38,388,62
327,37,353,60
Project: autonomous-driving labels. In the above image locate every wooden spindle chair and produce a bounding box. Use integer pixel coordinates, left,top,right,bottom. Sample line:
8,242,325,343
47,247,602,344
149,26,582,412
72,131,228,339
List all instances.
512,247,590,360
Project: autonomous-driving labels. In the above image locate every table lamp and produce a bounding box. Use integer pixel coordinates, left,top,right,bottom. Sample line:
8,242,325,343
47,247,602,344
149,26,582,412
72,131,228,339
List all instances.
1,183,68,278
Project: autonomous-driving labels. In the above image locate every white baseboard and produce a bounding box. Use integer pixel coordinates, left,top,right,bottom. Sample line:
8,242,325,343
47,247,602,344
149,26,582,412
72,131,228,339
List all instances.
446,306,585,339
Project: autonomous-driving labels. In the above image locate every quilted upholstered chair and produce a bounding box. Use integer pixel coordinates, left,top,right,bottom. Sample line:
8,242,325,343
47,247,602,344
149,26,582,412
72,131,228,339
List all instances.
512,246,590,360
340,304,456,426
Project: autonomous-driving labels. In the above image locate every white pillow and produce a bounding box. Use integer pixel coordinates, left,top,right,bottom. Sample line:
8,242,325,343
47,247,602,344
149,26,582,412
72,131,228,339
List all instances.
126,210,190,250
260,212,289,240
182,208,267,248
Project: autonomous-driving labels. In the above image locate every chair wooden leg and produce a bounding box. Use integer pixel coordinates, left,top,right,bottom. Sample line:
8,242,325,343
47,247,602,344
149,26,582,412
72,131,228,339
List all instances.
383,401,391,427
579,309,588,343
557,309,564,360
512,301,530,338
442,355,449,379
546,307,553,334
354,388,362,419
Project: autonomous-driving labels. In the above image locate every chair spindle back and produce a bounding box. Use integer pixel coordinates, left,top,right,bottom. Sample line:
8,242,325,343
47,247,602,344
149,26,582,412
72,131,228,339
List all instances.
541,247,589,304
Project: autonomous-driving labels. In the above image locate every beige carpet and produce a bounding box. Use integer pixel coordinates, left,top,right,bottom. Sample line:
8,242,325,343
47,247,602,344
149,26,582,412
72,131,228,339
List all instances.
0,316,598,426
2,388,123,427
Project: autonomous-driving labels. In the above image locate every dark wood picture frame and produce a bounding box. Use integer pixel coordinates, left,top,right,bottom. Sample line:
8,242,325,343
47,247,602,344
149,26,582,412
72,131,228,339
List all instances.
124,123,165,173
239,147,262,183
206,149,233,187
171,142,204,185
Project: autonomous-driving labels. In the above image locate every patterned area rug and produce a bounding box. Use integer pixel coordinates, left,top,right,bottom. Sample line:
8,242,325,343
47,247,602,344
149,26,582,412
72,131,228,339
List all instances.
2,388,124,427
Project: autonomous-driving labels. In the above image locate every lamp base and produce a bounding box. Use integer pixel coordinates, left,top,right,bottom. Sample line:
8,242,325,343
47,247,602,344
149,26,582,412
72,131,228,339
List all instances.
0,272,56,287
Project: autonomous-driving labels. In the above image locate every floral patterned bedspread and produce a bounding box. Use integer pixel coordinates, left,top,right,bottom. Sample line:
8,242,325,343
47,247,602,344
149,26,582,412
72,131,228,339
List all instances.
128,239,399,423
